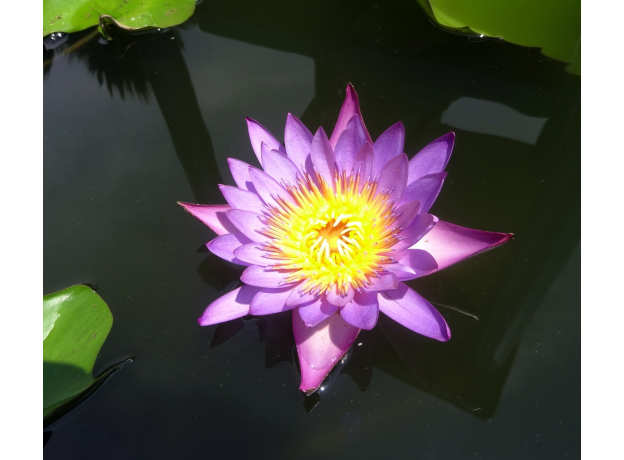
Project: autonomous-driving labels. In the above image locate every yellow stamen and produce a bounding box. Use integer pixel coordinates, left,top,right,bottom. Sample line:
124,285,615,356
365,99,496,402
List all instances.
260,171,400,296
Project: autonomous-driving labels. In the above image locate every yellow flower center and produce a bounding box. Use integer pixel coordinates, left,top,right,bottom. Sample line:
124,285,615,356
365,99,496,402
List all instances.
261,171,401,296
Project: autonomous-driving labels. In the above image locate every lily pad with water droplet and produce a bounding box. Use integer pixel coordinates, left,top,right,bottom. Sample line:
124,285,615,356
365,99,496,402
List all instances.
43,285,113,418
43,0,196,37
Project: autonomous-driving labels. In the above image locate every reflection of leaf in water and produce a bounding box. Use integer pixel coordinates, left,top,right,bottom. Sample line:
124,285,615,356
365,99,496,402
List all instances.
43,0,196,36
417,0,580,74
43,28,151,101
71,30,151,101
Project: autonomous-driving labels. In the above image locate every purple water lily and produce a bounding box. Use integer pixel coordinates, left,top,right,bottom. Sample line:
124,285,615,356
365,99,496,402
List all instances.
179,84,512,394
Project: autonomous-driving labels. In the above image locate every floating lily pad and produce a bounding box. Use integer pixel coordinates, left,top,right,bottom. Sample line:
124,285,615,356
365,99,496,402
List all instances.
417,0,580,74
43,285,113,417
43,0,196,37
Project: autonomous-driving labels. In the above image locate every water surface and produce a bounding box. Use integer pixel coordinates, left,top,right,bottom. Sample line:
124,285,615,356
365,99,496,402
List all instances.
44,2,579,458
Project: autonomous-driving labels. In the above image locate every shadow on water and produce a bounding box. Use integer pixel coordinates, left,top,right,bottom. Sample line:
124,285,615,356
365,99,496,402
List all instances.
44,24,221,205
44,28,150,101
135,31,223,204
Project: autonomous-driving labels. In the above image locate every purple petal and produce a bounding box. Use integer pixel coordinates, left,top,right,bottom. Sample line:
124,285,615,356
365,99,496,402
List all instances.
364,272,399,292
298,298,337,327
198,285,260,326
233,243,272,266
178,202,235,236
340,292,379,330
392,200,421,231
329,83,372,149
285,288,320,307
249,167,295,208
326,285,354,307
354,142,375,182
334,115,368,173
407,132,455,184
261,144,300,186
411,220,513,273
227,158,257,193
219,185,265,213
391,249,438,280
224,209,269,243
249,287,296,315
392,213,437,252
284,114,313,172
206,233,251,265
379,263,416,280
240,265,295,288
373,122,405,176
397,172,447,211
310,127,336,186
293,310,360,394
377,153,408,203
246,117,285,165
378,283,450,341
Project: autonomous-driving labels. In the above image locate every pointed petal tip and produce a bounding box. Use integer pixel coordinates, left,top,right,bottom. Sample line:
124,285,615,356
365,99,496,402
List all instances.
294,311,360,394
177,201,196,216
391,120,405,131
314,126,328,136
441,132,456,148
331,84,371,148
490,231,514,246
411,221,513,274
497,232,515,246
178,202,234,236
345,83,357,98
435,323,452,342
379,284,451,341
298,349,350,394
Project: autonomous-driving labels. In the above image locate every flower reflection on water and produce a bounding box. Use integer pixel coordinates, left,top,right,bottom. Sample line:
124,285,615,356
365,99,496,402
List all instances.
179,84,512,394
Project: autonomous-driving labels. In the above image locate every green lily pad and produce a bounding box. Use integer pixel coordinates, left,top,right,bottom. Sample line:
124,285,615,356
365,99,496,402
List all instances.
43,0,196,36
43,285,113,417
418,0,580,74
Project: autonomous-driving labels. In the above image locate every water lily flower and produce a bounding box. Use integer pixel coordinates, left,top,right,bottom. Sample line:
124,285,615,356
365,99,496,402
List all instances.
179,84,512,394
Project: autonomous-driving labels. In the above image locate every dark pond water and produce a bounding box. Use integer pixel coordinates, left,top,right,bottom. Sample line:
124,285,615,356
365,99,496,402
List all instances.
43,1,580,458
